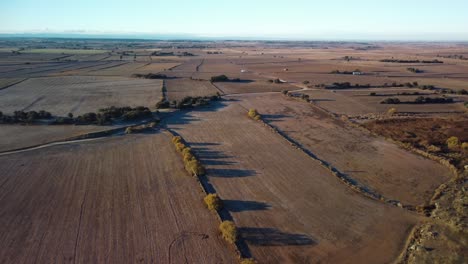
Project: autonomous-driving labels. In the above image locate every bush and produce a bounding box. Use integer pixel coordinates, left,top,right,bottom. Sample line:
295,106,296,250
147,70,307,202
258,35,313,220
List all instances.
175,142,186,152
240,259,257,264
462,142,468,151
248,109,260,120
447,136,460,150
219,221,237,244
457,89,467,95
381,98,401,104
386,107,397,116
369,92,376,96
172,136,182,144
281,90,289,95
204,194,223,211
156,100,170,109
185,159,205,176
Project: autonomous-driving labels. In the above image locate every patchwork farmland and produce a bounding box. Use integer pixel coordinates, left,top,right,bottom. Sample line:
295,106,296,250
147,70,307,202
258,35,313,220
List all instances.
0,39,466,263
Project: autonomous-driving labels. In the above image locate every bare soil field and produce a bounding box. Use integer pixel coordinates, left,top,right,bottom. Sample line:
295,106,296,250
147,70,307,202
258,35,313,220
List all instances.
0,76,162,116
0,124,115,152
0,77,25,89
0,133,236,264
163,58,205,78
165,78,219,101
233,93,453,206
165,101,419,263
214,80,296,94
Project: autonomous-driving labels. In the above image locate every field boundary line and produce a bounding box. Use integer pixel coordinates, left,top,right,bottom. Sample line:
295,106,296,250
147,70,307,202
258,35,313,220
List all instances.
0,78,28,91
0,126,127,156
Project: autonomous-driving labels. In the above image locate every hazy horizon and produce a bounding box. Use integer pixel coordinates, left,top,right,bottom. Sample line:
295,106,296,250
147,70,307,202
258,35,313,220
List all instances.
1,0,468,41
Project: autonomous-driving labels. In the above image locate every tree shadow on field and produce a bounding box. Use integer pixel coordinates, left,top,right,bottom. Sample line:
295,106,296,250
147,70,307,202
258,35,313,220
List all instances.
239,227,316,247
208,168,256,178
312,98,335,102
223,200,271,212
261,114,291,122
161,99,230,128
190,146,237,166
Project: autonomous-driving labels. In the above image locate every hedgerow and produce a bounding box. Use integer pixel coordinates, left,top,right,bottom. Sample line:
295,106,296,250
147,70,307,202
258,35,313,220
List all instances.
171,135,206,176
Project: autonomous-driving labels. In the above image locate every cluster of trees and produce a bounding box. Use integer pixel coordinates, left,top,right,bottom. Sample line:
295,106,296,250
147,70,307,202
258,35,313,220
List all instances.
283,91,311,102
371,91,424,96
151,51,194,57
326,82,371,89
99,106,152,121
0,110,52,124
407,67,423,73
330,69,361,74
151,51,174,56
381,96,454,104
174,95,220,109
172,136,206,176
437,54,468,60
210,75,242,82
125,121,158,134
132,73,168,79
206,51,222,54
55,106,152,125
380,59,443,64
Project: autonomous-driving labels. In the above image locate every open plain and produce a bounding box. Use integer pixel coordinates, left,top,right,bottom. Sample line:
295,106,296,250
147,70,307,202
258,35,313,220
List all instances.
0,39,466,263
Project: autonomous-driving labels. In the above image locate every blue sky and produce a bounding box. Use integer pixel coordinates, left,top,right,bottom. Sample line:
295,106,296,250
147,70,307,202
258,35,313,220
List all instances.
1,0,467,40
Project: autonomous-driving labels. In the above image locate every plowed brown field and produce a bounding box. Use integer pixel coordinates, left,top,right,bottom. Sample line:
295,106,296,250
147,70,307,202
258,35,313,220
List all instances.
165,101,419,263
0,133,236,264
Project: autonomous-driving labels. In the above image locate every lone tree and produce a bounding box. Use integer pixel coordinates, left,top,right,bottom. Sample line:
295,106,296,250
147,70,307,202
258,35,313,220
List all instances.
219,221,237,244
204,194,223,211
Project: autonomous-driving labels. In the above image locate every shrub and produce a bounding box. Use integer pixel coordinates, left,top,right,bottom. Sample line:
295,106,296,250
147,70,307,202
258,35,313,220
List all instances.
248,109,260,120
240,259,257,264
204,194,223,211
183,152,195,162
462,142,468,151
381,98,401,104
182,147,192,157
302,80,310,85
175,142,186,152
125,127,134,134
156,100,170,109
281,90,289,95
219,221,237,244
447,136,460,150
457,89,467,95
172,136,182,144
427,145,442,153
185,159,205,176
386,107,397,116
369,92,376,96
